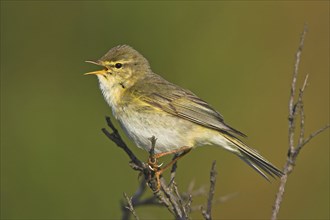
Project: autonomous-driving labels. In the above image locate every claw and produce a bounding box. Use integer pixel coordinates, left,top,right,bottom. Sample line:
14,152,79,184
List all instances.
148,165,156,171
145,146,192,192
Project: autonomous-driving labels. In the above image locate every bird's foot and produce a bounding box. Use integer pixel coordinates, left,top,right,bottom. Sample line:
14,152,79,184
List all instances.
147,146,192,191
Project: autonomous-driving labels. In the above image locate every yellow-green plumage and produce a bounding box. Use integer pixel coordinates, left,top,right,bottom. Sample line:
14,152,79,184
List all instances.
86,45,283,180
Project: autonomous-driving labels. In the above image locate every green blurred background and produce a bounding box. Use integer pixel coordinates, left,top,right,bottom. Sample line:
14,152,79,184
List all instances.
1,1,329,219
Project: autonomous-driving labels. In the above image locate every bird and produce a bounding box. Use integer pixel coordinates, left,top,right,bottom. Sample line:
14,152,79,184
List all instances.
85,45,283,186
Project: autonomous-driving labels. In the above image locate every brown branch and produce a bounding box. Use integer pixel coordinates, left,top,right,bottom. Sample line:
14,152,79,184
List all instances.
287,24,308,157
201,161,217,220
121,179,163,220
295,125,330,157
169,156,179,186
271,24,330,220
100,97,239,220
185,194,193,215
102,116,191,219
102,117,144,170
123,193,140,220
297,74,308,147
173,181,190,218
160,179,184,219
103,117,222,219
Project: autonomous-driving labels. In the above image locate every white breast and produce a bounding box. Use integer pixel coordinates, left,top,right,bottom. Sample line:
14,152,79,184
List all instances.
117,109,198,153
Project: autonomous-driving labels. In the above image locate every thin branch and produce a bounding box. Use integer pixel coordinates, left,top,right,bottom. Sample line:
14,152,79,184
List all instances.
102,116,190,219
297,74,308,147
160,180,183,219
201,161,217,220
133,196,160,207
295,125,330,157
185,194,193,216
123,193,140,220
101,105,231,220
101,117,144,170
169,156,178,186
173,182,189,219
121,179,165,219
271,24,330,220
288,24,308,156
131,179,147,205
273,26,308,220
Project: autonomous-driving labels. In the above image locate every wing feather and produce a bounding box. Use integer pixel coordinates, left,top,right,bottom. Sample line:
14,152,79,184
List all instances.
130,74,246,137
127,74,284,179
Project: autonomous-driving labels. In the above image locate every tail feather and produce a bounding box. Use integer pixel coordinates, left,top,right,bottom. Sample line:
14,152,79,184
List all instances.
222,133,284,179
239,156,271,181
238,146,283,178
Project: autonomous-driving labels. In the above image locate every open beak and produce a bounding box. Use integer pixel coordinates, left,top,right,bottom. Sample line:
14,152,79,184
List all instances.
84,60,107,76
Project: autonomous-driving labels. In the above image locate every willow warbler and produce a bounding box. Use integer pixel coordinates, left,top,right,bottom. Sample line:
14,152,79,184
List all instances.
85,45,283,179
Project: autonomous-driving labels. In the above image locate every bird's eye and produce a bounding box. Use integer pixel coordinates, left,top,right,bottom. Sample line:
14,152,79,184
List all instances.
115,63,123,69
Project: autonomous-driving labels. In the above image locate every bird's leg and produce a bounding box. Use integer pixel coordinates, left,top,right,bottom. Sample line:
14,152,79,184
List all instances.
147,146,192,191
154,146,192,159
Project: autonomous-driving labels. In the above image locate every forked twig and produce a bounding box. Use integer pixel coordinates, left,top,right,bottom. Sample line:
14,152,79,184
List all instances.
271,24,329,220
102,116,197,219
123,193,140,220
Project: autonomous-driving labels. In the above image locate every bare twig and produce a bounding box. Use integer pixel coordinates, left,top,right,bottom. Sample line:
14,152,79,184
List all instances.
297,74,308,147
122,179,163,220
131,180,147,205
103,117,222,219
169,156,178,186
201,161,217,220
160,180,184,219
102,117,144,170
271,24,330,220
295,125,330,157
123,193,140,220
287,24,308,157
185,194,193,216
173,182,190,219
102,116,191,219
